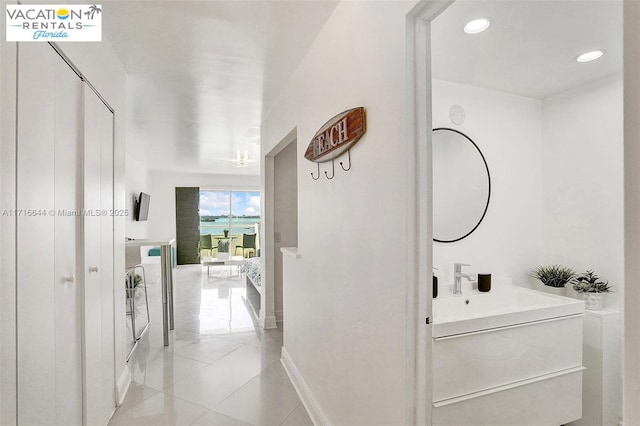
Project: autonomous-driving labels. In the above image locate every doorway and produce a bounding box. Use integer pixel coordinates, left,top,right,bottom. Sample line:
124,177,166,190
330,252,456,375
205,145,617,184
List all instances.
412,0,626,424
263,128,298,329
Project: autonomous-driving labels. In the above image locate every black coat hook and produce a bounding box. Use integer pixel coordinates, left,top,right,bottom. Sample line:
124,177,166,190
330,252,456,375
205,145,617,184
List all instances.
340,150,351,171
324,160,335,179
311,163,320,180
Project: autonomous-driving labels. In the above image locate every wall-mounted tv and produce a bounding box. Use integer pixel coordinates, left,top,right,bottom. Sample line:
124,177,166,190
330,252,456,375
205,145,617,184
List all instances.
136,192,151,221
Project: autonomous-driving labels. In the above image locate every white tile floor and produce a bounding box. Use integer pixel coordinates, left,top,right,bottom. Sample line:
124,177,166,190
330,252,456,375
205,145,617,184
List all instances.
110,264,312,426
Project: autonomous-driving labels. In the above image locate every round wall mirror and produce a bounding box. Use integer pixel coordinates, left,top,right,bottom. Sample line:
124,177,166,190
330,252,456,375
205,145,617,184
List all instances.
432,128,490,243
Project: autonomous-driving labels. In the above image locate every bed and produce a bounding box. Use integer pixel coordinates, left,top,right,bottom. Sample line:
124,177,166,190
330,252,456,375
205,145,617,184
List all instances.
243,256,262,291
242,257,263,319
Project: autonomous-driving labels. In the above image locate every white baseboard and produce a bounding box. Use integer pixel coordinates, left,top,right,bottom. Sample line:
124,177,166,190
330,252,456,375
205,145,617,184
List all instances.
281,347,331,426
116,367,132,406
264,315,277,329
275,310,283,323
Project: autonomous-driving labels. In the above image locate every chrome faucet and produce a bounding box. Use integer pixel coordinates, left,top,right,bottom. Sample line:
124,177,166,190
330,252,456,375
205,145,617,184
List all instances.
454,263,474,295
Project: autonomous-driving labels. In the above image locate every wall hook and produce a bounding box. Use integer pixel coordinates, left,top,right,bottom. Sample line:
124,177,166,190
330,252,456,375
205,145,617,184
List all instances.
324,160,335,179
339,150,352,171
311,163,320,180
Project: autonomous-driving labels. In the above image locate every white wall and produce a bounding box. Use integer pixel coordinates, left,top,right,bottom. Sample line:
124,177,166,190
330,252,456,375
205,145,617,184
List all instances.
541,74,623,311
147,169,259,240
543,75,623,424
623,2,640,422
126,155,150,239
432,79,544,287
262,2,417,424
431,74,624,304
0,8,18,423
273,141,298,322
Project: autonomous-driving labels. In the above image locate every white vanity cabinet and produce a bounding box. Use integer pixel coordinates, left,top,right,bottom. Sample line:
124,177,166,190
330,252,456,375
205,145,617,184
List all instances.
432,314,584,426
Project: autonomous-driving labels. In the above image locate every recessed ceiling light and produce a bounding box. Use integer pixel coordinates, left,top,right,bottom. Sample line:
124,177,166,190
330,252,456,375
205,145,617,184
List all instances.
576,50,604,63
464,18,491,34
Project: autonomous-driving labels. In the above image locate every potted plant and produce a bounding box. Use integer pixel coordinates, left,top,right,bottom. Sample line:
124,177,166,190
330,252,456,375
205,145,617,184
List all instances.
530,264,576,295
571,270,612,310
125,273,142,298
223,229,229,238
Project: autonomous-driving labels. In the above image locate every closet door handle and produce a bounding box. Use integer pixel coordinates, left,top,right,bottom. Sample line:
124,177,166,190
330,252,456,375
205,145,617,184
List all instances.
89,266,99,273
62,275,75,284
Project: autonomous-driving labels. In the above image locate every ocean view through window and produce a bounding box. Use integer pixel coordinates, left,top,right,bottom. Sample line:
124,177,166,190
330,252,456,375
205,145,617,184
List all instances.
198,190,261,238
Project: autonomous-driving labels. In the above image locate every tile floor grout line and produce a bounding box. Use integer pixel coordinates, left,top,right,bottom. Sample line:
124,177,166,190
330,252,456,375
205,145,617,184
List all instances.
206,340,253,365
204,341,255,365
188,408,212,426
210,370,262,410
211,359,284,412
164,351,211,366
110,388,159,421
162,389,217,412
203,409,257,426
278,402,303,426
171,343,245,365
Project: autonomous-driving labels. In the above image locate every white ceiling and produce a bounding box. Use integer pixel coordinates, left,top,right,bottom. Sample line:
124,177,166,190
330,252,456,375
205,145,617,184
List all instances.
431,0,622,99
102,0,338,175
100,1,621,176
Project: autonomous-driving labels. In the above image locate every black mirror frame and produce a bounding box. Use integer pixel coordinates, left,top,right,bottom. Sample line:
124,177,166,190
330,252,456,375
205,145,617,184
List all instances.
433,127,491,243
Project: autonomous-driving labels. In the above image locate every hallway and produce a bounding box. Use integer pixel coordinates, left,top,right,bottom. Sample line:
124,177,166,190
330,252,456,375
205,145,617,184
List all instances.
109,265,311,426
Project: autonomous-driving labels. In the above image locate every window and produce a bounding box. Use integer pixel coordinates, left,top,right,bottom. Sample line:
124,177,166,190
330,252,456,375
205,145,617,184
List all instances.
199,190,261,237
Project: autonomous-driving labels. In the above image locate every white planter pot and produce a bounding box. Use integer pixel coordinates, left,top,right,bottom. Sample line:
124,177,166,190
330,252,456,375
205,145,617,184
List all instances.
534,281,566,296
581,293,604,310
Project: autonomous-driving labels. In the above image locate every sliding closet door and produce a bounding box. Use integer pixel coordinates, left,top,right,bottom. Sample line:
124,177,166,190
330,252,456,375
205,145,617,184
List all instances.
16,43,83,425
83,82,115,425
99,88,116,425
53,45,84,426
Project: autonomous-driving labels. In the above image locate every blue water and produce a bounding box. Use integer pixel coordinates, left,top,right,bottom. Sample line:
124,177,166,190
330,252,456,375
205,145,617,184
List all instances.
200,217,259,236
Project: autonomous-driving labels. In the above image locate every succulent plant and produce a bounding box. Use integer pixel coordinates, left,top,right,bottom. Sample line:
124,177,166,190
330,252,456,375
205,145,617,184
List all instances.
572,270,612,293
530,264,576,288
125,274,142,291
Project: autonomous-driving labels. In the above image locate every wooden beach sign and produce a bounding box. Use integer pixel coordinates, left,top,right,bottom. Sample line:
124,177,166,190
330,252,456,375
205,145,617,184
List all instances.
304,107,366,163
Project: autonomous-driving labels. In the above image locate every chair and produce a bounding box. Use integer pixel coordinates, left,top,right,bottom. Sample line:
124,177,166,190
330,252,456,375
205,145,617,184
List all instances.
199,234,214,258
235,233,256,258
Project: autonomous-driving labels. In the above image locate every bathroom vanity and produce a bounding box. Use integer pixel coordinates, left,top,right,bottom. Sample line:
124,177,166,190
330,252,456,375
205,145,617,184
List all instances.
432,285,585,425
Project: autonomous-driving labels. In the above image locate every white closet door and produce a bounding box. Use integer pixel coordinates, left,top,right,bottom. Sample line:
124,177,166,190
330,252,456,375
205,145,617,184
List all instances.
17,43,83,425
99,87,115,424
53,45,83,426
82,82,115,426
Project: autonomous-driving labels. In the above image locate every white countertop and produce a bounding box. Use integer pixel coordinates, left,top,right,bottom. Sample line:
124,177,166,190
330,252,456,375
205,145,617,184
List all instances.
280,247,301,258
125,237,176,246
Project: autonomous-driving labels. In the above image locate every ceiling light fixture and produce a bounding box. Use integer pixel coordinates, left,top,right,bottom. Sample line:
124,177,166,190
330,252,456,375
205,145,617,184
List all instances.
464,18,491,34
576,50,604,63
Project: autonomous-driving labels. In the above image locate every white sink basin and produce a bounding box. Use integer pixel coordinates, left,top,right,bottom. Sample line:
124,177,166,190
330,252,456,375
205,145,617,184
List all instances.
433,284,584,338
